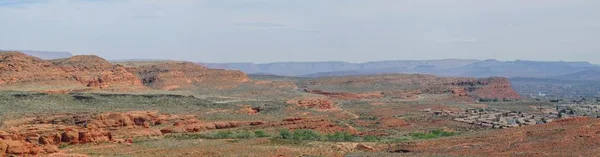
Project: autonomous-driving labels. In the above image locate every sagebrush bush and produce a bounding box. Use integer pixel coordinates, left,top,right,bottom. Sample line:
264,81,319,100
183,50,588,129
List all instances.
254,130,270,137
292,129,321,141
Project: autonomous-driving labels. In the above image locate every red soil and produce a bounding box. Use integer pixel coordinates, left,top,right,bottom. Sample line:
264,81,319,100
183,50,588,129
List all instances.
388,117,600,156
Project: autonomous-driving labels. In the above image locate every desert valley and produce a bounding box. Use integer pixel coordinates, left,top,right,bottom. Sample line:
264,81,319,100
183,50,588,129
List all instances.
1,51,599,157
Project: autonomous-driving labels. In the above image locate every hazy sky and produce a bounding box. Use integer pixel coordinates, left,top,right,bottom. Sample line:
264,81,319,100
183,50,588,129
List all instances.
1,0,599,63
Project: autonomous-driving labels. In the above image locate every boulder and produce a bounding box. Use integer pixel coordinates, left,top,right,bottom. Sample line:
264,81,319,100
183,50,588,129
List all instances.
61,131,79,144
39,133,62,145
2,140,38,155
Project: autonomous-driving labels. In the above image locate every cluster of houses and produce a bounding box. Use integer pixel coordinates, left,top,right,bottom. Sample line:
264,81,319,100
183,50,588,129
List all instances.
426,108,559,129
556,104,600,118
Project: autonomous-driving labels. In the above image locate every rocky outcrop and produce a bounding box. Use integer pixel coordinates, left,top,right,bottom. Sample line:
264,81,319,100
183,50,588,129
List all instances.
0,126,109,156
0,139,57,156
126,62,250,90
1,111,254,156
51,55,143,89
287,98,335,110
469,77,520,99
86,111,164,129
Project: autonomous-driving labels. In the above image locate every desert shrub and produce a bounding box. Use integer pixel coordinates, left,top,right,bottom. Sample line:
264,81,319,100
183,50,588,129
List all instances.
279,129,293,139
359,116,379,121
235,130,253,139
362,135,381,142
411,133,438,139
254,130,270,137
292,129,321,141
326,131,356,142
411,129,456,139
380,137,409,144
164,134,206,140
214,131,234,139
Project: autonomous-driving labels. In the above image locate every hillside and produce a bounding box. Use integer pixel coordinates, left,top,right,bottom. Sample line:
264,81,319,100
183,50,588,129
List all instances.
0,51,80,89
0,52,250,92
126,62,250,90
300,74,520,99
386,117,600,156
552,69,600,81
51,55,144,89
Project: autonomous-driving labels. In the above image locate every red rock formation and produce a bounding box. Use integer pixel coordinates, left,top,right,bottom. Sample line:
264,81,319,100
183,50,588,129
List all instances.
86,111,163,129
0,126,108,156
0,139,51,156
237,105,260,115
287,98,334,109
0,51,77,86
0,52,252,92
126,62,250,90
60,128,112,144
470,77,520,99
51,55,143,89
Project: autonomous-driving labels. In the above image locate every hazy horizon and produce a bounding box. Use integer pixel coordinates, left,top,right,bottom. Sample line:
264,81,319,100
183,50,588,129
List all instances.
1,0,599,64
3,49,599,65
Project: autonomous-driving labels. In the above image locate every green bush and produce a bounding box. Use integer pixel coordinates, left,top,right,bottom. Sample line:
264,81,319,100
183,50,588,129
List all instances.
326,131,356,142
292,129,321,141
214,131,234,139
411,133,438,139
254,130,270,137
279,129,293,139
235,130,253,139
164,133,206,140
380,137,409,144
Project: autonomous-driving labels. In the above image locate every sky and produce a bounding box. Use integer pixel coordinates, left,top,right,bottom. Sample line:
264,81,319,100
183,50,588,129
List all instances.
1,0,599,63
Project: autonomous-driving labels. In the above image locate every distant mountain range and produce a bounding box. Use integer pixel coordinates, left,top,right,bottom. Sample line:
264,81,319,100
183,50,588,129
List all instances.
14,50,597,81
201,59,600,80
0,49,72,59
